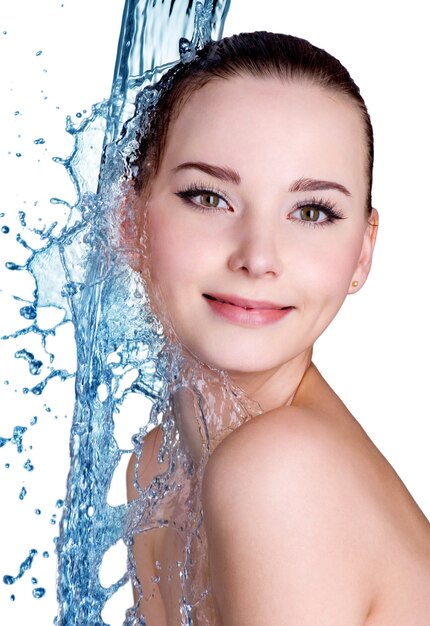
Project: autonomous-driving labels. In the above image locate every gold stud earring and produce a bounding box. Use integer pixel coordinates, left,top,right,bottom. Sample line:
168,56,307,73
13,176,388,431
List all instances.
352,280,359,287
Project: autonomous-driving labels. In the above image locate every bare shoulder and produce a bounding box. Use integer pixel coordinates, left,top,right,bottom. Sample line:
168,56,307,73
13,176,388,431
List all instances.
202,389,430,624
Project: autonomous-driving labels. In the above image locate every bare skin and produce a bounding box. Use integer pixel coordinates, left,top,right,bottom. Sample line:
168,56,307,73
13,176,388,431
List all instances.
125,75,430,623
127,362,430,625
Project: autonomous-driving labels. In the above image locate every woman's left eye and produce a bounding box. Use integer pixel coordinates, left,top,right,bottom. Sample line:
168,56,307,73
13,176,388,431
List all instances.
289,201,344,226
175,188,230,211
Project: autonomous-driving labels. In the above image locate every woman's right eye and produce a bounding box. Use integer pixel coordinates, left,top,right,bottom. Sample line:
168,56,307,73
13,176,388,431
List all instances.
175,188,231,211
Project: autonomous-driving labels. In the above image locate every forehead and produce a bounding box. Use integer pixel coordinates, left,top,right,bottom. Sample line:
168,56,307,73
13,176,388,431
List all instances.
160,75,367,199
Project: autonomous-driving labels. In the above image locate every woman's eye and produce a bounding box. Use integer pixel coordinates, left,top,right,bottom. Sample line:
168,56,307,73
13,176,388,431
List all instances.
299,206,324,222
195,192,229,210
176,188,231,211
290,205,331,224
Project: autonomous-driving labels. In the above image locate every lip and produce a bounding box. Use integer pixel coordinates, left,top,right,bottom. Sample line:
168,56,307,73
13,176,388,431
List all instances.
203,293,293,327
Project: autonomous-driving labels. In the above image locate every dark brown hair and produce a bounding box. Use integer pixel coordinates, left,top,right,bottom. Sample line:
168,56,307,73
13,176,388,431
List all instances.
132,31,373,212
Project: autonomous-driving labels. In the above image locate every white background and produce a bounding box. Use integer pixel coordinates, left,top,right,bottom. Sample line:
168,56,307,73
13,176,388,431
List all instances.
0,1,429,624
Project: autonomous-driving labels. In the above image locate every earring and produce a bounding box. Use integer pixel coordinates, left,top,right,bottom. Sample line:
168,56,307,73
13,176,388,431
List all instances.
352,280,359,287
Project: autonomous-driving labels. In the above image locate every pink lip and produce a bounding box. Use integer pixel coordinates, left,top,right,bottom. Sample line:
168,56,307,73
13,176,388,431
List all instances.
203,293,293,327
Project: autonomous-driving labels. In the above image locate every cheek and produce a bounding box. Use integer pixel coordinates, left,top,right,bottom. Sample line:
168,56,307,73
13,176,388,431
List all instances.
293,232,364,298
147,209,214,288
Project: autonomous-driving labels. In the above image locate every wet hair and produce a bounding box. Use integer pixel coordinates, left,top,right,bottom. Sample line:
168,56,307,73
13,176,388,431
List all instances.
133,31,373,213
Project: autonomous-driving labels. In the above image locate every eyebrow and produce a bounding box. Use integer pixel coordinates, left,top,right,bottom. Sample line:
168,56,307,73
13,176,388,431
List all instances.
171,161,241,185
172,162,351,197
289,176,351,197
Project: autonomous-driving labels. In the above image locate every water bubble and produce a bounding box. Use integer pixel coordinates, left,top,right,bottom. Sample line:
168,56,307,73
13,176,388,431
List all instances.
1,226,10,233
55,499,64,508
32,587,45,598
43,552,49,559
35,509,41,515
16,152,22,158
5,463,10,469
76,112,82,118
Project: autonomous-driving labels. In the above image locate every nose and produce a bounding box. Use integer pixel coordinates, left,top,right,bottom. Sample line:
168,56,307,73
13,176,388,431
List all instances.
227,214,282,278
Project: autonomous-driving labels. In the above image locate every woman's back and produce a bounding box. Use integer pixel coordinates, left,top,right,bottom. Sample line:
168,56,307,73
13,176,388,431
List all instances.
129,363,430,624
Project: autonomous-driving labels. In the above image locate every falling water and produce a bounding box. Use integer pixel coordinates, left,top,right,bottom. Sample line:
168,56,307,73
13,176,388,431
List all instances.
0,1,266,624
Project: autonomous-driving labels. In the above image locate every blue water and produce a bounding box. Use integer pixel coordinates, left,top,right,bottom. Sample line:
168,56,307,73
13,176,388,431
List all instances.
0,1,256,624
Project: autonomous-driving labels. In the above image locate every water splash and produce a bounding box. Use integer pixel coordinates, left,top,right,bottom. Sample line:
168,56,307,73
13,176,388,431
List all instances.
50,1,233,624
0,0,267,623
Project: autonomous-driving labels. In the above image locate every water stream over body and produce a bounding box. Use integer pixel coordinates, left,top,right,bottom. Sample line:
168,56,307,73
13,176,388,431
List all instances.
1,1,265,624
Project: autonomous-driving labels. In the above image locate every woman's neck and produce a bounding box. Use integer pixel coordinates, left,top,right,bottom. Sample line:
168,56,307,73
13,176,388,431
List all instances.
228,346,313,413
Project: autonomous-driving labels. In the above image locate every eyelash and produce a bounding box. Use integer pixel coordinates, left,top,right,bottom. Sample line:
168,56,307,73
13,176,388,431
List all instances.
174,184,346,226
289,196,346,228
175,183,232,212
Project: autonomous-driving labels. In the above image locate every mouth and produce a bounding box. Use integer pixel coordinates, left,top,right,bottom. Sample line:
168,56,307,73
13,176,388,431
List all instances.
203,293,290,310
203,293,293,327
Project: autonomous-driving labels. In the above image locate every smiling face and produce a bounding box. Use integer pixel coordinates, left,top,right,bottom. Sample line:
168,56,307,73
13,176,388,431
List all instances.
141,75,377,378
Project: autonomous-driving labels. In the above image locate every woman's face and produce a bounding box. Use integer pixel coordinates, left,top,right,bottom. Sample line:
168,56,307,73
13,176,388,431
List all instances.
142,75,377,374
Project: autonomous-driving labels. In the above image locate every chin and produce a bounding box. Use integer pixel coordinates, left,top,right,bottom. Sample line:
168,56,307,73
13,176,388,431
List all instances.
182,339,287,376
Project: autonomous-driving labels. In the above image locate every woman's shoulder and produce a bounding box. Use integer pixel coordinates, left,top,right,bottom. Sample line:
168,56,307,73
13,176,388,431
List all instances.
202,374,430,623
126,424,167,499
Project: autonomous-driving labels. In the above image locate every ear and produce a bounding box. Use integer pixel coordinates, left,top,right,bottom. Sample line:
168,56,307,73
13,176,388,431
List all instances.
117,184,146,273
348,207,379,294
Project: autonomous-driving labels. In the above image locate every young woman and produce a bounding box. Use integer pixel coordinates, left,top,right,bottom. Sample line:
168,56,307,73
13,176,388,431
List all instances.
126,32,430,625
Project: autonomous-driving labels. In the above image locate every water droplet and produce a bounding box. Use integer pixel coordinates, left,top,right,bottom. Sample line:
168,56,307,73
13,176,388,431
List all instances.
19,486,27,500
5,262,21,270
30,416,38,426
16,152,22,158
19,306,37,320
35,50,42,56
1,226,10,233
31,577,37,584
10,595,15,601
61,281,84,297
86,506,94,517
33,138,45,145
56,499,64,508
3,575,14,585
179,37,196,63
14,110,20,116
33,587,45,598
76,112,82,118
5,463,10,469
24,459,34,472
43,551,49,559
35,509,41,515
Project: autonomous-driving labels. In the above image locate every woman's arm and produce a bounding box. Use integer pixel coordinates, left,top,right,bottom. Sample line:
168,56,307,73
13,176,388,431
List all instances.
202,407,379,625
